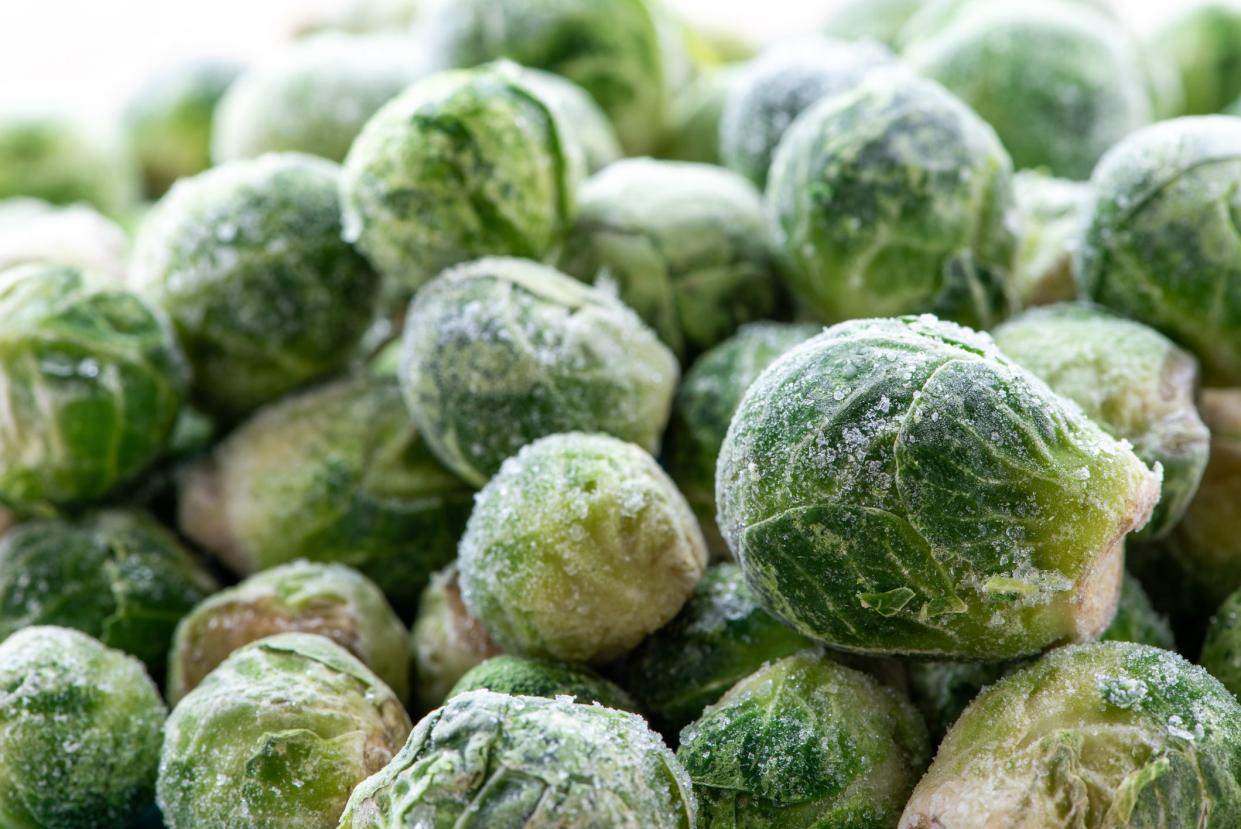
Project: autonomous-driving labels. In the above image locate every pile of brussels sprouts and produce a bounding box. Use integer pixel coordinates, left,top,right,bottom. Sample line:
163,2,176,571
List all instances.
10,0,1241,826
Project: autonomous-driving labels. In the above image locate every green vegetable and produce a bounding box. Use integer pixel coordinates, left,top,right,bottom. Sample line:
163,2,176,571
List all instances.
0,626,165,829
408,564,500,712
717,315,1159,659
1151,3,1241,116
1202,589,1241,698
339,690,697,828
0,115,137,218
1009,171,1088,307
459,432,707,663
157,632,412,829
518,68,622,173
767,70,1016,328
398,257,678,487
678,650,929,829
656,66,737,164
448,654,636,710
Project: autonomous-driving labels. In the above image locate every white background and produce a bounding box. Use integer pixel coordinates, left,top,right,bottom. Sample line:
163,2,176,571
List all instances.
0,0,1204,128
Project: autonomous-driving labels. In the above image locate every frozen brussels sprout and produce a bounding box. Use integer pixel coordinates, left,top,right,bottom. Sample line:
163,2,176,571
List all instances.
126,60,240,196
399,257,678,486
0,198,129,280
179,372,471,616
417,0,689,153
157,633,412,829
213,35,427,164
717,315,1159,660
619,563,814,733
168,561,409,704
133,153,379,418
341,63,582,305
339,690,697,828
768,71,1017,328
448,654,635,710
719,36,893,188
0,263,187,513
907,3,1150,180
657,66,736,164
1202,590,1241,698
823,0,921,47
666,322,820,551
558,159,784,359
0,510,216,678
460,432,708,663
1009,171,1088,307
1078,117,1241,385
409,564,500,712
993,304,1209,539
0,626,166,829
0,115,137,217
518,68,622,173
679,650,929,829
1152,3,1241,116
901,642,1241,828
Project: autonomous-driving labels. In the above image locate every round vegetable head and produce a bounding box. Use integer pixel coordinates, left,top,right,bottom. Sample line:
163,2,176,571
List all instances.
1009,171,1089,307
0,115,137,218
1152,3,1241,116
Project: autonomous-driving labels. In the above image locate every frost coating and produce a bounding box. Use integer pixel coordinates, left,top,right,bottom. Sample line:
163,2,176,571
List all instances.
399,257,678,486
212,34,428,164
339,690,697,828
558,158,784,359
666,322,820,552
1077,116,1241,386
409,564,500,712
767,71,1017,329
716,315,1159,659
340,62,583,305
719,36,893,188
448,654,636,711
157,632,412,829
1202,590,1241,698
619,563,814,734
168,560,409,704
0,510,217,679
459,432,707,663
900,642,1241,828
1009,172,1088,307
678,650,929,829
0,263,187,513
178,373,471,616
1152,3,1241,116
907,2,1150,180
132,153,380,418
518,68,622,174
0,626,166,829
0,199,129,280
993,304,1209,539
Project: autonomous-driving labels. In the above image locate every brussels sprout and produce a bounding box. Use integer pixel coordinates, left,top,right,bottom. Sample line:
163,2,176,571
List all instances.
399,257,679,486
339,690,697,828
0,263,187,513
133,153,380,418
0,198,129,280
558,159,784,359
768,71,1017,329
460,432,707,663
901,642,1241,828
679,650,929,829
0,510,216,678
907,3,1149,180
157,632,412,829
1009,171,1088,307
666,322,821,552
517,68,622,173
823,0,921,47
448,654,636,710
340,63,583,306
126,60,240,196
1152,3,1241,117
168,560,409,704
719,36,893,188
0,115,137,218
1077,117,1241,385
417,0,689,154
179,372,471,616
0,626,166,829
717,315,1160,660
993,303,1209,539
409,564,501,712
1202,590,1241,698
657,66,737,164
619,563,814,734
213,35,427,165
